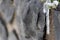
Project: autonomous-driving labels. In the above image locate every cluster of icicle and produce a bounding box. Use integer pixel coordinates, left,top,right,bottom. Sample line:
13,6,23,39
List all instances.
43,0,59,35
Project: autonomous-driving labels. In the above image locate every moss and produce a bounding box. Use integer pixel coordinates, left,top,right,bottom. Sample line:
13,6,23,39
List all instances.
51,0,53,3
58,0,60,3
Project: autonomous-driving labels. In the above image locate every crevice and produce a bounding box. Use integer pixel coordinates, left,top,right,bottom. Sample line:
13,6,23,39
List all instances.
13,30,19,40
0,13,8,38
43,13,47,40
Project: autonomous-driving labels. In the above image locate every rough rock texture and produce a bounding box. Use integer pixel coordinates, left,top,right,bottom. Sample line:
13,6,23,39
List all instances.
0,0,60,40
53,4,60,40
0,0,45,40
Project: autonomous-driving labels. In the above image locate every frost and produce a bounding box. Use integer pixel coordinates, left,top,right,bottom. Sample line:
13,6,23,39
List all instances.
53,1,59,6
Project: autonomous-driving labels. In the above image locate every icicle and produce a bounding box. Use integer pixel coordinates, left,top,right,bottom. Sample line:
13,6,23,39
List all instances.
46,8,50,34
43,0,59,35
43,0,50,35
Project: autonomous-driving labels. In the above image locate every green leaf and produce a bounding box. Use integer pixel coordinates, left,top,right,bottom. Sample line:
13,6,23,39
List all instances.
58,0,60,2
51,0,53,3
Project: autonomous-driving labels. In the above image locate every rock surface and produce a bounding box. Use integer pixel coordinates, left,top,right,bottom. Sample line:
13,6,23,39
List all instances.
0,0,60,40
